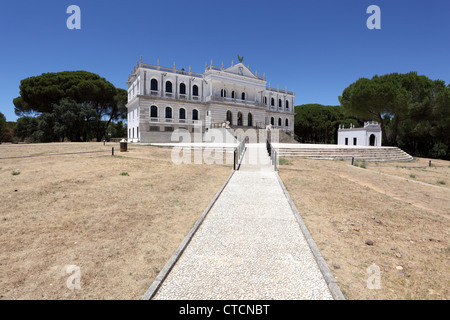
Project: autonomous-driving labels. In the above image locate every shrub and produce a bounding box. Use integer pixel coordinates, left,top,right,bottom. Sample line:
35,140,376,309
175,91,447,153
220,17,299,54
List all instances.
279,158,293,165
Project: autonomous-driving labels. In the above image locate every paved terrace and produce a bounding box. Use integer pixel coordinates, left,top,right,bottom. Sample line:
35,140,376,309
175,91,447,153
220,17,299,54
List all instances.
144,144,342,300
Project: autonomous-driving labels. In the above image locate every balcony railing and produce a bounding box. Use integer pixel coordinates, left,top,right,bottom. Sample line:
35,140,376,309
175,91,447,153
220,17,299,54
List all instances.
206,95,264,107
148,118,202,126
138,93,293,113
139,92,203,103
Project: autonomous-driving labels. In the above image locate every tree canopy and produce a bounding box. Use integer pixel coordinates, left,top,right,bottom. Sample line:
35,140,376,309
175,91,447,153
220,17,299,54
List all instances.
339,72,447,146
13,71,127,142
294,104,360,144
0,112,7,142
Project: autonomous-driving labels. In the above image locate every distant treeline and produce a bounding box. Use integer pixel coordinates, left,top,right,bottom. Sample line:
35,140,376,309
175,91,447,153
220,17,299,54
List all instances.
2,70,449,160
1,71,128,143
294,72,450,160
294,104,361,144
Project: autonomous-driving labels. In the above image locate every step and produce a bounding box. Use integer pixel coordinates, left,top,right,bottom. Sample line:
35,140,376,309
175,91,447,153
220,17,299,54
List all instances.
274,146,413,162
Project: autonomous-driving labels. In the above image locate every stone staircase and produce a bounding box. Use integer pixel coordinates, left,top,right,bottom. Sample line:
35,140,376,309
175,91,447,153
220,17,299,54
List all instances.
274,145,414,162
267,129,297,143
239,143,274,171
225,127,296,144
213,126,413,162
227,126,267,143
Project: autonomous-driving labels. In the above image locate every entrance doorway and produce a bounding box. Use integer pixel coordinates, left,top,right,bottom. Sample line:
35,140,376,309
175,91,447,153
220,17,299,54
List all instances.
369,134,376,146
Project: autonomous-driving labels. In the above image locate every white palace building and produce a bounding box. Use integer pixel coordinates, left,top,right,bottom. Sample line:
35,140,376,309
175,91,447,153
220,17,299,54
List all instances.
126,58,295,143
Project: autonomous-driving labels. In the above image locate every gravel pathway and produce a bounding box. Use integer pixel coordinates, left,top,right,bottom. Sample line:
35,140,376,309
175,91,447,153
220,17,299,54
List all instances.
152,144,334,300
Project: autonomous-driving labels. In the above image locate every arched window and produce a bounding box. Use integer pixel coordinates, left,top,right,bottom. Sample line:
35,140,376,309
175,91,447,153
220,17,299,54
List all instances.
248,113,253,127
192,85,199,96
270,117,275,125
150,105,158,118
231,91,235,99
221,89,227,98
226,110,232,125
278,99,282,108
165,81,172,93
285,100,289,110
285,118,289,127
179,108,186,120
151,79,158,91
241,92,246,100
192,109,199,121
278,118,282,126
237,112,243,126
271,98,275,106
264,96,267,105
180,83,186,95
165,107,172,118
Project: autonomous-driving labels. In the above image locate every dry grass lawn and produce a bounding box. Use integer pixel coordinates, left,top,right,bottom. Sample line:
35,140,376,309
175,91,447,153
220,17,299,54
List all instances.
279,157,449,300
356,157,450,189
2,142,448,300
0,142,231,299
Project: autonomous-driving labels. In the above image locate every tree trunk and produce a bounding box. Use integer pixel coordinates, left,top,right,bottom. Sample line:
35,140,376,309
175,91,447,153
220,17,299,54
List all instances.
435,142,440,159
391,116,401,146
376,113,388,145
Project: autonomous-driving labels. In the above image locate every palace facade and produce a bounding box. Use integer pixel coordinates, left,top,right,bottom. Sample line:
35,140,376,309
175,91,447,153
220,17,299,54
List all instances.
126,58,295,143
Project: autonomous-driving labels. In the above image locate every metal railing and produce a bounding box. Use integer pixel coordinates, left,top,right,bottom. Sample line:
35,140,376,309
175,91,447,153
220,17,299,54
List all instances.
266,139,278,171
139,92,204,103
140,63,204,78
234,139,246,170
206,95,264,107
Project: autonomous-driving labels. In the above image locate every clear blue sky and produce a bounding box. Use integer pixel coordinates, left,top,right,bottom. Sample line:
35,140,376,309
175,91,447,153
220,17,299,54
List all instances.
0,0,448,122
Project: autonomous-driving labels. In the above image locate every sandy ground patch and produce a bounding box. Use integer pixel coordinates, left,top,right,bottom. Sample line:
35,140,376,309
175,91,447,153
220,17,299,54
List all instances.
355,157,450,190
0,142,231,299
279,157,449,300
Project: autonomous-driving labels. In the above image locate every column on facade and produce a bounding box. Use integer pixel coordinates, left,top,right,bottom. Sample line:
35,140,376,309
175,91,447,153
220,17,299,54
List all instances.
210,80,213,99
145,71,149,96
189,78,192,100
175,75,178,100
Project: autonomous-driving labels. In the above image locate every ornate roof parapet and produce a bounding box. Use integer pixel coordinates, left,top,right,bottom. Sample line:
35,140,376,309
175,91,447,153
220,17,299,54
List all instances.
364,121,380,127
128,58,293,94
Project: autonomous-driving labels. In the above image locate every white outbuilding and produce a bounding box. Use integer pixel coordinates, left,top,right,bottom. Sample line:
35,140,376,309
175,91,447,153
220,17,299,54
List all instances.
337,121,382,147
